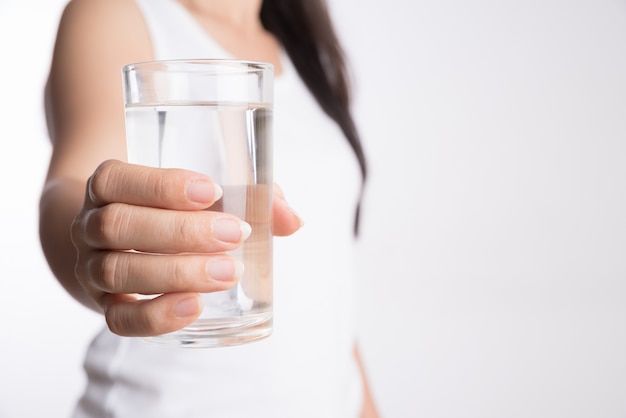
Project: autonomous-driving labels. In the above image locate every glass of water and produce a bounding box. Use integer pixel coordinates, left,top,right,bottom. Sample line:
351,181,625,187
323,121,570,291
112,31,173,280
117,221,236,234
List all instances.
122,59,274,348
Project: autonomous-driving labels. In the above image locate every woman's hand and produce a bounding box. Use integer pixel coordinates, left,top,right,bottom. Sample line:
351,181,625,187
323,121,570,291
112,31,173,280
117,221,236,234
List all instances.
70,160,302,337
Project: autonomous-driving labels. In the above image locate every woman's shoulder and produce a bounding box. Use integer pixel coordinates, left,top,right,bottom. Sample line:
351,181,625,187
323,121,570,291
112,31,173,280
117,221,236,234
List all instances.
61,0,141,18
57,0,150,53
53,0,152,69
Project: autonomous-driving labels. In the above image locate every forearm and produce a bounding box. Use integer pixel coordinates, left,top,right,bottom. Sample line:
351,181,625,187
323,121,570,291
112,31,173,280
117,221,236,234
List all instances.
39,177,101,313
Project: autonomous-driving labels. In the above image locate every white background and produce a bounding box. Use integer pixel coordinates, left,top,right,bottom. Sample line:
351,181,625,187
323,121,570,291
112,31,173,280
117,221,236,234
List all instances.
1,1,626,417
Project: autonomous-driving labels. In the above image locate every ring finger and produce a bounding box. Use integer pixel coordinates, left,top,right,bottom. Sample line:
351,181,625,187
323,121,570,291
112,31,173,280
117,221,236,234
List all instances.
82,251,243,296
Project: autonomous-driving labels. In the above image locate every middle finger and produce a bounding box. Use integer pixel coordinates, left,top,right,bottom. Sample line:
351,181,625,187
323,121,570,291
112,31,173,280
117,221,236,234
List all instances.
82,203,251,253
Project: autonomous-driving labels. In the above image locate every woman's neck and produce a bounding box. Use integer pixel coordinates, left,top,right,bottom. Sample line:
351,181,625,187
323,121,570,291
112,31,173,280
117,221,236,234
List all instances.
177,0,263,32
176,0,283,73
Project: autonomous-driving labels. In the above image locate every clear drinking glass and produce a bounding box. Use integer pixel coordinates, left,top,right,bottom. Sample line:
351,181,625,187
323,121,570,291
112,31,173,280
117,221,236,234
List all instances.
122,59,274,348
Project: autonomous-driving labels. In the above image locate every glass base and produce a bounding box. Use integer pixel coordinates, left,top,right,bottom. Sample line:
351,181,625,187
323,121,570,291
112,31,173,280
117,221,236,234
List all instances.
143,312,272,348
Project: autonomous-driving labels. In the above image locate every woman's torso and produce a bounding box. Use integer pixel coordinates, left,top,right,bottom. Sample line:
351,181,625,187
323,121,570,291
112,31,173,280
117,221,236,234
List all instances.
73,1,363,417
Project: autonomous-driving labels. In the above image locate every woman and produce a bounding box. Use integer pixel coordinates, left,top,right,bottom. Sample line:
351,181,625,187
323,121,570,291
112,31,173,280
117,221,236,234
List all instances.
40,0,379,416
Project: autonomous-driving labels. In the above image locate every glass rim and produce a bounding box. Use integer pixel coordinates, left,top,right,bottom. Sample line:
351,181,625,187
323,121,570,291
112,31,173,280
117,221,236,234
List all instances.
122,58,274,74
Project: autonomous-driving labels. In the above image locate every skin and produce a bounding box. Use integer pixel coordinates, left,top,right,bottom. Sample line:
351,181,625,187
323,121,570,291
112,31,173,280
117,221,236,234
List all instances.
40,0,379,416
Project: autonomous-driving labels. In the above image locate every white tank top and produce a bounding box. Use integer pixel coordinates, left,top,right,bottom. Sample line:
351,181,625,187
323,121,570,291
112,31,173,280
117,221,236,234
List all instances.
73,1,364,417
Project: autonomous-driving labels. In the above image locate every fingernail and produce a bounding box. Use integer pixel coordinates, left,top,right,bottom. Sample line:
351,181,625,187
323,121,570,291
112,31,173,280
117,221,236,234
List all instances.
206,259,244,281
212,218,252,243
186,180,223,203
174,296,201,318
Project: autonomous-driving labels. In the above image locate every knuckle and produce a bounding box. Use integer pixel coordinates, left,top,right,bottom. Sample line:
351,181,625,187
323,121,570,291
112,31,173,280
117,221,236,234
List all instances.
93,252,125,293
87,204,129,247
171,259,193,288
89,160,119,203
147,170,170,202
105,310,130,336
105,303,155,337
174,214,201,245
146,168,189,207
137,310,161,335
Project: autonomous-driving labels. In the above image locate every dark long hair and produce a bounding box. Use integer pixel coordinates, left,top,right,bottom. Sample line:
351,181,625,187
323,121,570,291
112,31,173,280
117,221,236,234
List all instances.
260,0,367,234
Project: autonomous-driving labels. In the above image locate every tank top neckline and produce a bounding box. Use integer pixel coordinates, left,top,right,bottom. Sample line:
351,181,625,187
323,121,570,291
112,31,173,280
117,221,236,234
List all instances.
166,0,288,79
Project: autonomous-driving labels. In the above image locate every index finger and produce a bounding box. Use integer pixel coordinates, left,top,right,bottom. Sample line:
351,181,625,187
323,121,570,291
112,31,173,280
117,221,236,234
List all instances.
87,160,223,210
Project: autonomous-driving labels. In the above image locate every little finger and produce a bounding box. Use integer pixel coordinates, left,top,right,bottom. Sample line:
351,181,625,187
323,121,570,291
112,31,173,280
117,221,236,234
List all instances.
102,292,204,337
